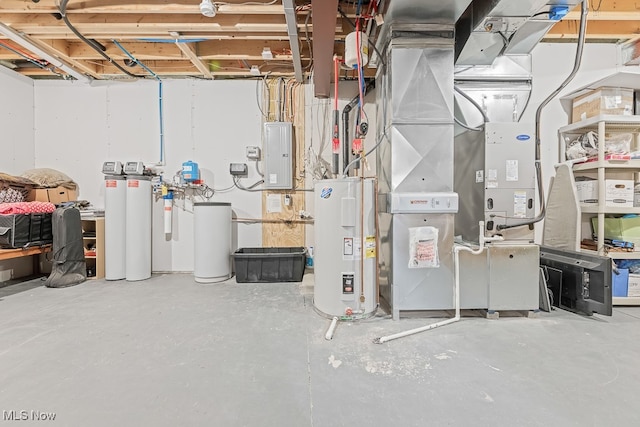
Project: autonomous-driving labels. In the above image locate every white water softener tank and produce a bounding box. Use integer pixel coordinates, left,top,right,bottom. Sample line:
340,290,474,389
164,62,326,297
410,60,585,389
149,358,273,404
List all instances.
313,178,377,317
104,175,126,280
125,176,152,281
194,202,232,283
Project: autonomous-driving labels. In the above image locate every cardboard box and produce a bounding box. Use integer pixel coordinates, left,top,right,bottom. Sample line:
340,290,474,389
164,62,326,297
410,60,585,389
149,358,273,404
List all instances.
605,179,634,207
572,86,634,123
592,215,640,247
575,178,598,204
28,186,78,204
628,273,640,297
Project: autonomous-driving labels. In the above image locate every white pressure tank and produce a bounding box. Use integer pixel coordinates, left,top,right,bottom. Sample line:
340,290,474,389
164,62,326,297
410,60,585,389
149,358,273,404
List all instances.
104,175,126,280
344,31,369,68
194,202,232,283
125,176,152,281
313,178,377,318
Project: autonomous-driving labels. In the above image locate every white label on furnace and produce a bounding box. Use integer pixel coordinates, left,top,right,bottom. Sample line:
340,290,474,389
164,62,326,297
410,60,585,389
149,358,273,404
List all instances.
487,169,498,181
514,190,527,218
506,160,518,182
269,174,278,184
475,170,484,183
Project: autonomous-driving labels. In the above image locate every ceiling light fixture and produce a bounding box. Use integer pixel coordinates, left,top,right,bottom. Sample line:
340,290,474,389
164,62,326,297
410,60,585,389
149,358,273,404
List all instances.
199,0,217,18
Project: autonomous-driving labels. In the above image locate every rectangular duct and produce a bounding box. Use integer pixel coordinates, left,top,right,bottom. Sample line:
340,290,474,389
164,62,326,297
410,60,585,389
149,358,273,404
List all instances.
311,0,339,98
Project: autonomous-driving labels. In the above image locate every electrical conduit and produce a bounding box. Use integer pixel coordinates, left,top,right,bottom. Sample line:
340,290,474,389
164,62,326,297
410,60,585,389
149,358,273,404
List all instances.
373,222,503,344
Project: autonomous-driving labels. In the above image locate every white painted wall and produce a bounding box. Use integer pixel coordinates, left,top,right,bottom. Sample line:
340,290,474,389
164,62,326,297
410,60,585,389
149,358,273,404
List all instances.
0,66,35,174
33,79,263,272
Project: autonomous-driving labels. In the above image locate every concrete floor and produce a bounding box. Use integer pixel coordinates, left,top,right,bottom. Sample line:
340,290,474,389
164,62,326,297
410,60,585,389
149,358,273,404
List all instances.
0,272,639,427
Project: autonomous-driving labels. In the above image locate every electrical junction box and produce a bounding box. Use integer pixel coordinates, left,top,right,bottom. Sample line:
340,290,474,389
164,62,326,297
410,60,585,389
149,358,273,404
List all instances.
229,163,248,176
263,122,293,190
124,161,145,175
246,146,261,160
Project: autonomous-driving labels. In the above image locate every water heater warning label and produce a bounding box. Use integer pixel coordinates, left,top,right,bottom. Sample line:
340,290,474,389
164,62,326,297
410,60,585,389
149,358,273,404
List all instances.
343,237,353,256
342,273,354,294
365,236,376,258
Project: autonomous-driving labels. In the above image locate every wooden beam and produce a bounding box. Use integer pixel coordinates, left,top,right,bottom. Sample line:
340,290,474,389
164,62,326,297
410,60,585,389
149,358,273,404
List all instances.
33,38,101,78
0,0,284,15
169,32,213,79
548,20,640,39
311,0,339,98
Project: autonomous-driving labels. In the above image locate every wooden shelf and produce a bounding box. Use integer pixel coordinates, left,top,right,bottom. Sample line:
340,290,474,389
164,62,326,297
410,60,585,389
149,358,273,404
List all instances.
81,217,104,280
613,296,640,306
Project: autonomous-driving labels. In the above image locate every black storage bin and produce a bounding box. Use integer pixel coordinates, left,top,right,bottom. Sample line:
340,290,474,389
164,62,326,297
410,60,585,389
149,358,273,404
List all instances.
0,213,53,248
233,247,306,283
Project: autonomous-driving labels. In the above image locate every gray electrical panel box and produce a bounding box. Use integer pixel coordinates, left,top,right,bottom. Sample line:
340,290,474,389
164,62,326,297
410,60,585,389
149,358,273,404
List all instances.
263,122,293,189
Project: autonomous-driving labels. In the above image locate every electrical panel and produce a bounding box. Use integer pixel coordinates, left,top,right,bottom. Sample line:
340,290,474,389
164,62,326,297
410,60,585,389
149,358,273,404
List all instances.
263,122,293,189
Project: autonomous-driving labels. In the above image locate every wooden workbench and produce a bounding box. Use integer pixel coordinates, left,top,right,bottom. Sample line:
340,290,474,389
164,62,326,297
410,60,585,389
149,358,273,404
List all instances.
0,245,51,275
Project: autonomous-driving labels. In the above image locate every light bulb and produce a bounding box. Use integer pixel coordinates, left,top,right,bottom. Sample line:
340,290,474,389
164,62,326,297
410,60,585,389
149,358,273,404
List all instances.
199,0,217,17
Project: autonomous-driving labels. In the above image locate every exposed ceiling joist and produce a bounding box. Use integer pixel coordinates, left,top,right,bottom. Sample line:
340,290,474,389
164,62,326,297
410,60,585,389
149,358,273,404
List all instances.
169,32,213,79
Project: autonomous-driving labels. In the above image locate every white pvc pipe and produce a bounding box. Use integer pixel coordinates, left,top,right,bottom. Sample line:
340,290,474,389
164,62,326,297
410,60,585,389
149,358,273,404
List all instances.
373,221,503,344
325,317,339,340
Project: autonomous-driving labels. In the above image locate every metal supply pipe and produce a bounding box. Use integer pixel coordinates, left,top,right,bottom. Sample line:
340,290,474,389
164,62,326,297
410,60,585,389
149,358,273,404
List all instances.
373,222,503,344
343,81,375,174
498,0,588,231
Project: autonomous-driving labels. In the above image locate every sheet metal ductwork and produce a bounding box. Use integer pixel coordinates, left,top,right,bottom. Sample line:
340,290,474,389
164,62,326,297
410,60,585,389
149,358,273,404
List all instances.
455,0,581,66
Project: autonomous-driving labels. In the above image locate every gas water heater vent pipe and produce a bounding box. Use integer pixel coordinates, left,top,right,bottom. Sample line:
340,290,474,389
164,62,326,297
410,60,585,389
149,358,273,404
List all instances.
497,0,588,231
373,222,503,344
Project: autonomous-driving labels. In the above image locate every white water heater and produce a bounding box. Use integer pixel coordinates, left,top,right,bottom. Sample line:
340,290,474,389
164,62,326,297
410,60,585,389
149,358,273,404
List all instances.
104,175,126,280
313,178,377,318
125,176,152,281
